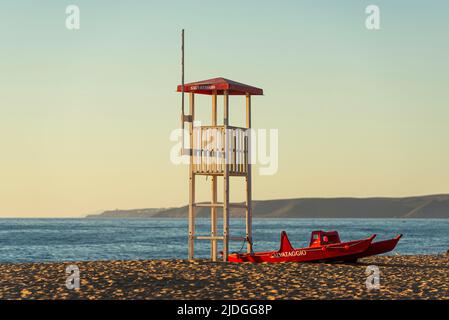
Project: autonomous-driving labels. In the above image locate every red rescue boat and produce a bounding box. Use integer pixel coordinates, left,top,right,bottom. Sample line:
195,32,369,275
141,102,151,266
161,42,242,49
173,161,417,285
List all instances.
227,231,377,263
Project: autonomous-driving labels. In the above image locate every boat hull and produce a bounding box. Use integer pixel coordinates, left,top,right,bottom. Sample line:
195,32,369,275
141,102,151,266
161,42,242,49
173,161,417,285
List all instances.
227,235,376,263
328,234,403,262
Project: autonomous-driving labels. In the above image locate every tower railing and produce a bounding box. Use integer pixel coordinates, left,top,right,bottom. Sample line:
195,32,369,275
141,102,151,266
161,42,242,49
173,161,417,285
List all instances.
192,126,249,176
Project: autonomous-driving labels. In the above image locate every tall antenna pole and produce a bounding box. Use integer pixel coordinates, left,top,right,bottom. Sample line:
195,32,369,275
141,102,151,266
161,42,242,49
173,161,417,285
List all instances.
181,29,185,154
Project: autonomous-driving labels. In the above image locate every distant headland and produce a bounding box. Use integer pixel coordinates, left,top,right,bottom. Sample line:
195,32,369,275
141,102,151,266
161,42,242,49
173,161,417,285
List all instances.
86,194,449,219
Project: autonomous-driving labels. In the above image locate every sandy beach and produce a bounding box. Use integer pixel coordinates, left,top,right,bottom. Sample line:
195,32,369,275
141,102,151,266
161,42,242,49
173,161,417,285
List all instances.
0,255,447,300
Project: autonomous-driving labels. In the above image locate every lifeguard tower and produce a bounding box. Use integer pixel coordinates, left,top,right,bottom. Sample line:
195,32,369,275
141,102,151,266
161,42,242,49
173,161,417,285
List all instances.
177,77,263,262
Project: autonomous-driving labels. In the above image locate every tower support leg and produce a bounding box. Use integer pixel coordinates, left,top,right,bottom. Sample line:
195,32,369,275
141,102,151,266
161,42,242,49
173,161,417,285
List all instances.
245,174,252,254
188,174,195,260
223,173,229,262
245,93,253,254
223,91,230,262
211,93,218,262
188,93,195,261
211,176,217,261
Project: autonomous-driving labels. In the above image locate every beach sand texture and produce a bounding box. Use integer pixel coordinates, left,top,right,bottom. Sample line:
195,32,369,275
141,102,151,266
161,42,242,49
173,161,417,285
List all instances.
0,255,447,300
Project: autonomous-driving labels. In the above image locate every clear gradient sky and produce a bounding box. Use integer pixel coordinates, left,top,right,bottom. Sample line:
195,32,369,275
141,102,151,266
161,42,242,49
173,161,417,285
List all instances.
1,1,448,217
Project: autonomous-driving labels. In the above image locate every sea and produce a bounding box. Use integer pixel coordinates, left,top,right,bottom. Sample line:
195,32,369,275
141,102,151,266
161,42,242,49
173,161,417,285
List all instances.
0,218,447,263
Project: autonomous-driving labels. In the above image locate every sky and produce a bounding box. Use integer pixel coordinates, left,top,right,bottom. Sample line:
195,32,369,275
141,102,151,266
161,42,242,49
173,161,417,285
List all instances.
0,1,448,217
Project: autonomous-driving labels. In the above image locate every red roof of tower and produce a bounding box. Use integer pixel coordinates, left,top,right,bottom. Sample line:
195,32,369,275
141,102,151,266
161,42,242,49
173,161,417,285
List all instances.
177,77,263,96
